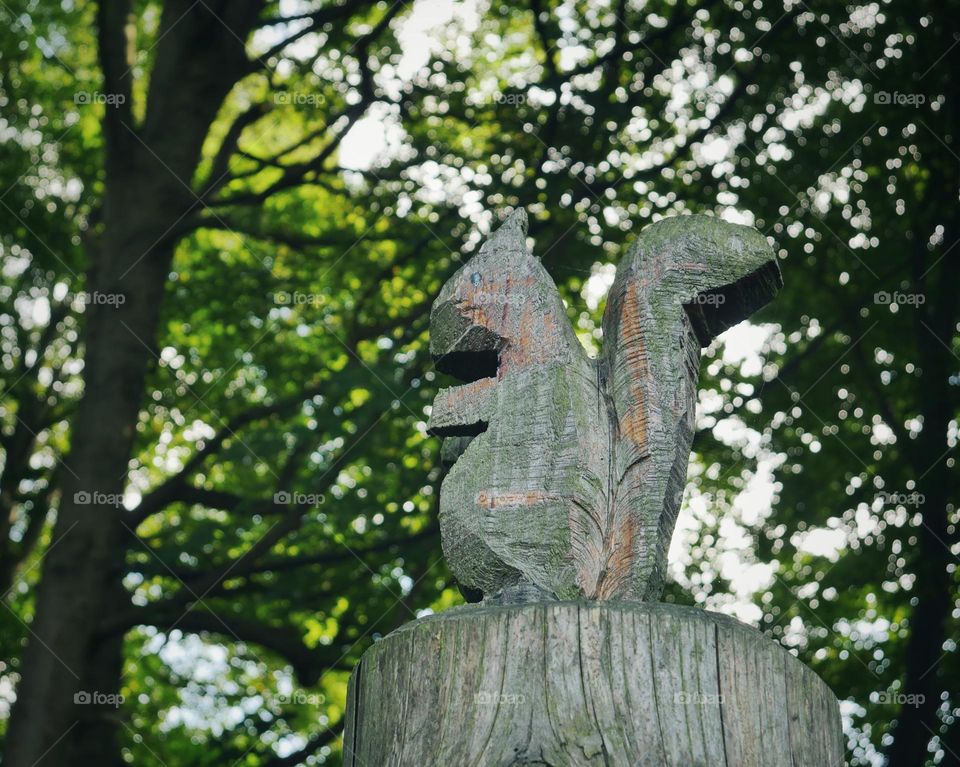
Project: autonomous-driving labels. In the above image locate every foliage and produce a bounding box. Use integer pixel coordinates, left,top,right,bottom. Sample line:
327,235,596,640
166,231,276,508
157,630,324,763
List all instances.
0,0,956,765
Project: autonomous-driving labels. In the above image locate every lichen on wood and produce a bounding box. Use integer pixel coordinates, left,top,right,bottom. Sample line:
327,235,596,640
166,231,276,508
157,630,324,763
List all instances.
342,210,843,767
343,602,843,766
428,208,782,602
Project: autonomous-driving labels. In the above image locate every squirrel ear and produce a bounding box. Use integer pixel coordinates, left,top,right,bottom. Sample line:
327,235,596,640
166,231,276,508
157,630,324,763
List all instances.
478,207,534,258
501,207,528,236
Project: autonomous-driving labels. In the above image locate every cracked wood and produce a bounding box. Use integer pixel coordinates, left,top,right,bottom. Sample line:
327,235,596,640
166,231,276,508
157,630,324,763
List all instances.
428,208,782,602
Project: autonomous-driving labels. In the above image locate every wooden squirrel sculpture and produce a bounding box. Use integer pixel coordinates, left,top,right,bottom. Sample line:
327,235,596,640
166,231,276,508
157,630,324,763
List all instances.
428,209,781,602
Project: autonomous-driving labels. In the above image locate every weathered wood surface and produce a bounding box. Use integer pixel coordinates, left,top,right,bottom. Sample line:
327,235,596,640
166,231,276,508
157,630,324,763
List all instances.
343,602,843,767
428,210,782,602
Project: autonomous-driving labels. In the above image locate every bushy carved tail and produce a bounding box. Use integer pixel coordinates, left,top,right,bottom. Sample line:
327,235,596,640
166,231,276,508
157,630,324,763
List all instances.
597,215,782,600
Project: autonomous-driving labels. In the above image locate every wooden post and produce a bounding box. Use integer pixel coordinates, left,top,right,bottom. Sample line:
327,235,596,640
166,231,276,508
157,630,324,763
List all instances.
343,209,842,765
343,602,843,766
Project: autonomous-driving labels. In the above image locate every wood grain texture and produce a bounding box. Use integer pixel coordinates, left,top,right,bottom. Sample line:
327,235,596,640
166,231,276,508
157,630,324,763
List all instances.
343,602,843,767
428,209,783,601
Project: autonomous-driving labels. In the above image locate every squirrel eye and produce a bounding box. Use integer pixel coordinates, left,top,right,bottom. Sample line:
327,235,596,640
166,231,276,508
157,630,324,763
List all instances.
470,272,482,285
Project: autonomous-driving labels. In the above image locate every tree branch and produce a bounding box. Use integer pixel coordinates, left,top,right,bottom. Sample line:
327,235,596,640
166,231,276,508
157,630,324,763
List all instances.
137,524,439,582
132,381,328,524
211,100,370,208
256,0,375,64
197,102,273,201
123,607,349,684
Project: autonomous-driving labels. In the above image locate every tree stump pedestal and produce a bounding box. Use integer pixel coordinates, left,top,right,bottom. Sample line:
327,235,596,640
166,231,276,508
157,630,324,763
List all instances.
344,602,842,766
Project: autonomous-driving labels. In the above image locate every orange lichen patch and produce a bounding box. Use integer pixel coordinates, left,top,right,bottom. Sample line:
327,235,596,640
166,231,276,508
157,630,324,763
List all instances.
617,288,649,451
439,377,496,407
497,301,535,371
502,272,536,297
430,377,497,432
454,274,541,357
455,296,493,329
475,490,558,509
516,303,544,364
592,513,637,600
498,294,566,371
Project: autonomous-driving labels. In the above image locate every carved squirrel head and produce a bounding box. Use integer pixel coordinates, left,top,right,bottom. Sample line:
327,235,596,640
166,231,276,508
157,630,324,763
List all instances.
430,209,578,382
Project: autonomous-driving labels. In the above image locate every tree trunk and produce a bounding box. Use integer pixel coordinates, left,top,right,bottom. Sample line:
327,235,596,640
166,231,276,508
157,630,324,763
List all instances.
885,305,958,766
74,613,127,767
344,602,843,766
886,90,959,761
3,164,179,767
3,1,264,761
